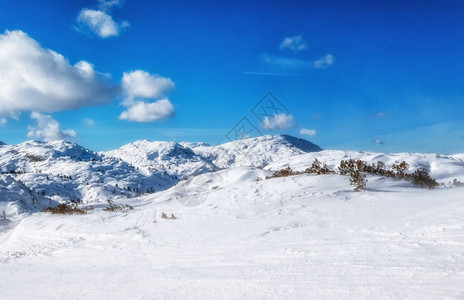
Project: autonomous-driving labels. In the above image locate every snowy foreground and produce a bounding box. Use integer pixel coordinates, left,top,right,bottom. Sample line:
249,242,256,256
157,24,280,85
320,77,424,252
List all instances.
1,135,464,299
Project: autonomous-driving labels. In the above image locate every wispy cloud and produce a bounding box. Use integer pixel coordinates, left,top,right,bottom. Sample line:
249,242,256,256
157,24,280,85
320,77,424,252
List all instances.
262,53,334,70
83,118,95,126
98,0,124,11
375,112,389,119
262,53,313,69
279,35,307,51
313,54,334,69
300,128,317,136
243,71,299,77
373,139,385,145
28,112,76,141
262,113,294,130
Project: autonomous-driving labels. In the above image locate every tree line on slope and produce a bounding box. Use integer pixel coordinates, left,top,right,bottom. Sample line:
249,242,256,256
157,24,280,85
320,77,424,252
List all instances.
266,158,439,191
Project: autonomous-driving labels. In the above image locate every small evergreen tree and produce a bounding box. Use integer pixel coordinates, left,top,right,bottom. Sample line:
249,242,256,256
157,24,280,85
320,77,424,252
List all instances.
392,161,409,179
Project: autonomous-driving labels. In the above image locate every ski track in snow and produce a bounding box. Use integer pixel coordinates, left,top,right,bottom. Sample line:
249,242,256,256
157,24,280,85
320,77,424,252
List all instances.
0,136,464,299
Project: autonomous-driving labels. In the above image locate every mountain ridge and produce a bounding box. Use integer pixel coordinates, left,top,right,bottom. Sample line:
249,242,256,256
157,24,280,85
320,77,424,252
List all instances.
2,134,464,218
0,135,322,215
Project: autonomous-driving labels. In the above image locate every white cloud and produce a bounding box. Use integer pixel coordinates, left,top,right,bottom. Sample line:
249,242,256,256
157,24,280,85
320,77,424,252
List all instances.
77,8,129,38
122,70,175,104
262,114,294,130
373,139,385,145
119,99,174,122
300,128,317,136
314,54,334,69
262,53,334,70
27,112,76,141
375,112,389,119
0,30,116,119
0,118,6,126
119,70,176,122
98,0,123,11
280,36,307,51
262,53,313,69
83,118,95,126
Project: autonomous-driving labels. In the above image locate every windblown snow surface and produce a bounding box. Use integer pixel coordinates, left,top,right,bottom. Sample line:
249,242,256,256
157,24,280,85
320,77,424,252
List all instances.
1,135,464,299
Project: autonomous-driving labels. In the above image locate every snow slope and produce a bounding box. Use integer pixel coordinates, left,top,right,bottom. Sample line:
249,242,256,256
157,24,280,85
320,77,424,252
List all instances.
0,175,50,216
265,150,464,185
1,167,464,299
1,135,464,298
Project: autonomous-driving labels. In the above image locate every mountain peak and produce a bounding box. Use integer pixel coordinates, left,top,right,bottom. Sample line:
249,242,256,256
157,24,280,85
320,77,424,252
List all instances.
189,134,321,169
216,134,321,152
16,140,99,160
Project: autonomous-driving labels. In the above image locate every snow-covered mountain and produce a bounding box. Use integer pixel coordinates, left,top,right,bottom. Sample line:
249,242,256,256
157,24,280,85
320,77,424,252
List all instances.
188,134,322,168
2,134,464,219
2,134,464,298
104,140,216,178
0,135,322,215
0,140,174,212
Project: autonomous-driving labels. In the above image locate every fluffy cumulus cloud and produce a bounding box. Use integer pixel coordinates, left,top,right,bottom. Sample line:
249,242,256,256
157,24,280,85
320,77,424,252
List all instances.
120,99,174,122
373,139,385,145
262,114,294,130
280,36,307,51
0,30,116,119
299,128,317,136
122,70,175,104
27,112,76,142
119,70,175,122
314,54,334,69
77,8,129,38
0,117,6,126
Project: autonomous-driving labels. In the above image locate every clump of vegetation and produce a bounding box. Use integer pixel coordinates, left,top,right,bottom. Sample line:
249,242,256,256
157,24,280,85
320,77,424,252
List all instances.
410,168,439,190
103,200,134,212
339,159,368,191
266,167,298,179
339,159,363,175
350,170,367,191
84,206,94,211
392,161,409,180
267,159,336,179
338,159,438,191
161,212,177,220
452,178,464,187
44,200,86,215
304,158,335,175
265,157,438,192
26,154,46,162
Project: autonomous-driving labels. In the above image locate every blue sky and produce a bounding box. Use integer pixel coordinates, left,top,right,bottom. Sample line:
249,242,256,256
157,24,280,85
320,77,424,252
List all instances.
0,0,463,153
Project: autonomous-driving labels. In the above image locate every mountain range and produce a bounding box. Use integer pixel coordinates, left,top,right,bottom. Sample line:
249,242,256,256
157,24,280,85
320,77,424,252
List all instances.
1,134,463,217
